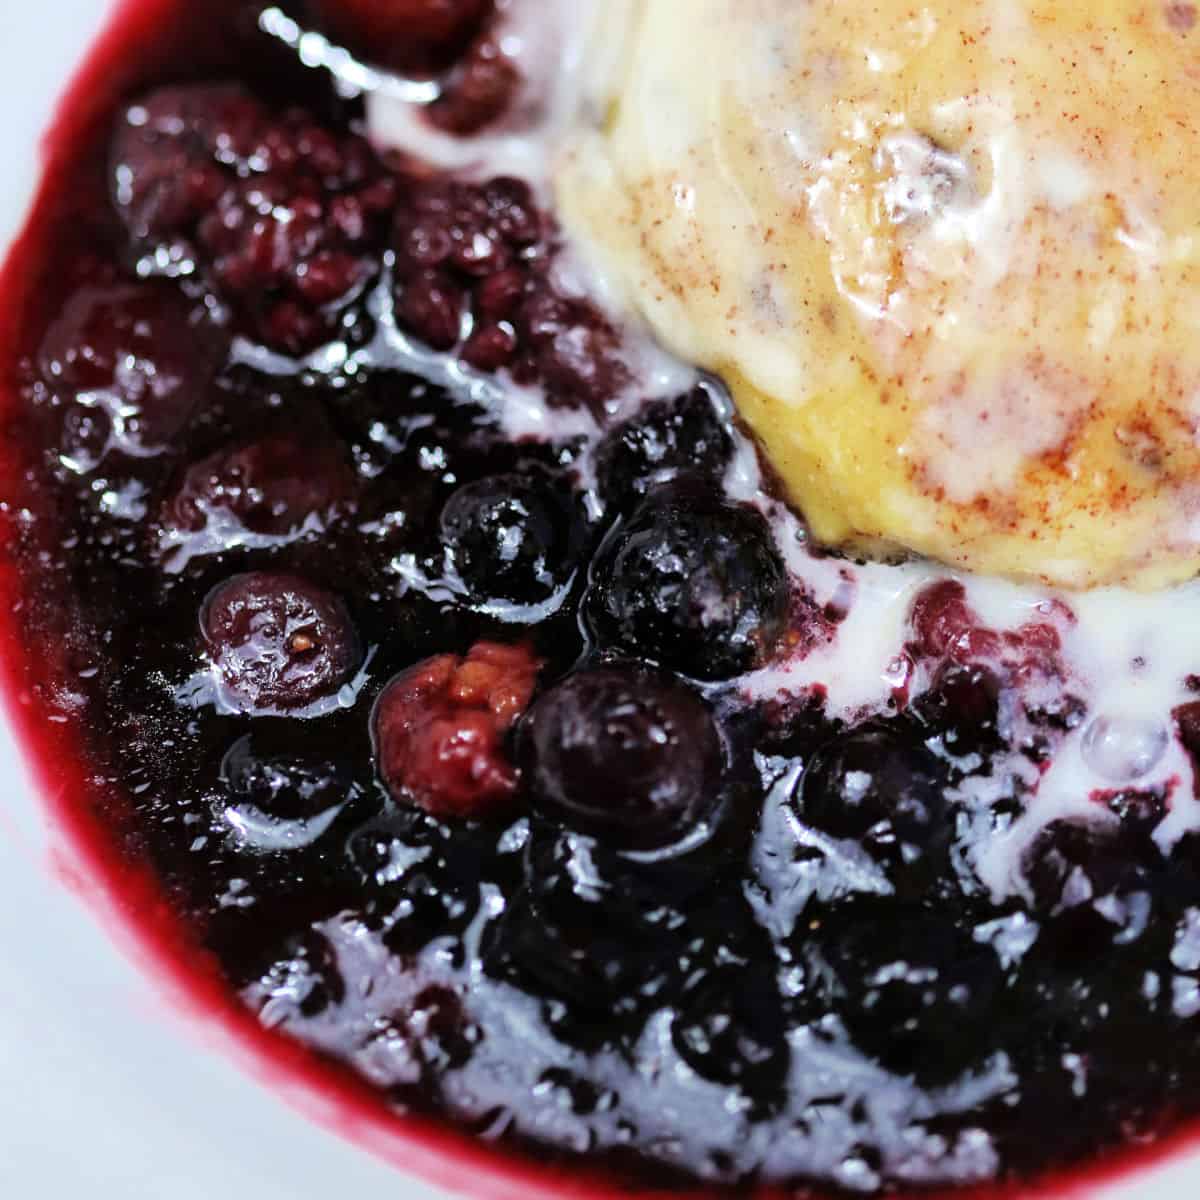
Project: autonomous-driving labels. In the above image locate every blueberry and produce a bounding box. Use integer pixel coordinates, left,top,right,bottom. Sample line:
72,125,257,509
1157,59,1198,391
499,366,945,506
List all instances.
914,662,1003,756
671,963,789,1098
591,485,789,681
483,826,681,1028
596,386,734,512
798,723,949,894
521,664,724,851
440,472,575,605
201,572,360,713
219,736,359,852
1020,819,1158,958
817,900,1004,1082
1023,820,1152,911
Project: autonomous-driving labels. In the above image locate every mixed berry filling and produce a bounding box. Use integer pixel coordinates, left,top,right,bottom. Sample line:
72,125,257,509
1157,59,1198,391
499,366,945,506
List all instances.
6,2,1200,1195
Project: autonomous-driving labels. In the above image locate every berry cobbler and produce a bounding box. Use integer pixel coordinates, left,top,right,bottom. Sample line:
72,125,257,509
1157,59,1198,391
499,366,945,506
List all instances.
7,1,1200,1195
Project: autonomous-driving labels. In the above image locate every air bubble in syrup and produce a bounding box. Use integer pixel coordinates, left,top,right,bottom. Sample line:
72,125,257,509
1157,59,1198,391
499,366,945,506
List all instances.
1081,714,1168,783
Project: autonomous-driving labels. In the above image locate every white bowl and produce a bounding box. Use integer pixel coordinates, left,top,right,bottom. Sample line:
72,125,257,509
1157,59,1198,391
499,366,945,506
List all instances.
1,4,1199,1198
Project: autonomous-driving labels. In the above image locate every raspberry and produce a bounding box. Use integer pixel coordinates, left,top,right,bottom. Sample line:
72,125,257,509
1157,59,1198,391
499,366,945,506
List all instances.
112,85,395,354
391,176,627,410
427,35,521,135
311,0,490,71
373,641,541,819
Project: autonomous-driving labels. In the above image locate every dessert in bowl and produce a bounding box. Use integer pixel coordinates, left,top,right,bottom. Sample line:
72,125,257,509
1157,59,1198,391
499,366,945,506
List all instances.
6,1,1200,1196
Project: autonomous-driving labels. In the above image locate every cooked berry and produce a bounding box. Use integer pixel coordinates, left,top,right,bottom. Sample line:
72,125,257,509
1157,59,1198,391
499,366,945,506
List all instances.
908,579,989,661
596,386,734,511
818,901,1005,1082
201,572,360,712
1023,820,1153,912
110,83,264,240
1020,819,1160,962
159,432,355,557
440,472,574,605
914,662,1003,756
38,280,224,453
512,284,628,411
591,486,789,680
521,664,723,850
311,0,490,70
671,964,789,1096
112,84,394,352
428,35,521,135
221,735,355,823
373,641,540,819
485,825,680,1020
391,177,627,410
797,723,949,894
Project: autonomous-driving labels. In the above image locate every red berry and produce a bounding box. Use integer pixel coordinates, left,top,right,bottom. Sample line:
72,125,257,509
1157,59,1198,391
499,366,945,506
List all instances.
429,37,522,135
313,0,489,69
112,85,393,354
461,322,517,370
373,641,541,819
38,281,225,453
161,432,356,549
202,572,360,713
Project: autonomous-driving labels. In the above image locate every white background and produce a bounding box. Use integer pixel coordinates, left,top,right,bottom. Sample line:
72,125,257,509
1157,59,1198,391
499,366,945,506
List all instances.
0,2,1199,1198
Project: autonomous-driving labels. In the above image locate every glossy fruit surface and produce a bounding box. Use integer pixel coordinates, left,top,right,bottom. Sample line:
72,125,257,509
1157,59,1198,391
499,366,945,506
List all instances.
522,664,724,850
591,485,789,680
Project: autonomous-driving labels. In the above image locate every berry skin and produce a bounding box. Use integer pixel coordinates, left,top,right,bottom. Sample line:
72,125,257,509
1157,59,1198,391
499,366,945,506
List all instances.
671,964,789,1096
112,85,394,354
440,472,574,605
201,572,360,713
373,641,541,819
38,281,224,454
312,0,490,70
521,664,724,851
913,661,1004,756
591,485,789,681
160,432,356,554
798,722,949,895
596,387,734,513
818,899,1005,1083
